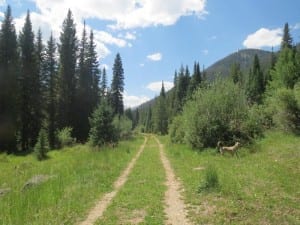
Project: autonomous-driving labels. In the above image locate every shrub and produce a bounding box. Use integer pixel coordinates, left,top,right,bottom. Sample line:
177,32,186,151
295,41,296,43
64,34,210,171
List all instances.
198,165,219,192
272,88,300,134
169,115,185,144
182,78,264,149
34,129,49,160
113,115,133,140
57,127,75,148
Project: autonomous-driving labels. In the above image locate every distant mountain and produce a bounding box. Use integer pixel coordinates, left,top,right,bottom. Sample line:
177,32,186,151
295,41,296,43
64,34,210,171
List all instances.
205,48,273,80
136,48,273,110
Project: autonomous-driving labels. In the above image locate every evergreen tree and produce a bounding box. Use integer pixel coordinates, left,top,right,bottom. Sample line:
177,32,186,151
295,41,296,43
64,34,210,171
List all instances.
19,11,41,150
154,82,168,135
100,67,107,98
271,24,298,89
57,10,78,131
111,53,124,116
87,30,100,108
88,100,117,146
44,33,57,149
187,62,202,98
174,65,190,112
247,54,264,103
0,5,19,152
230,62,243,85
281,23,293,50
145,106,153,133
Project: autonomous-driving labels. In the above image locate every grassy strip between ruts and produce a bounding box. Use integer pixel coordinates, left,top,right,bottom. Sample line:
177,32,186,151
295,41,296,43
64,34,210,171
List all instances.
0,136,144,225
96,135,166,225
160,131,300,225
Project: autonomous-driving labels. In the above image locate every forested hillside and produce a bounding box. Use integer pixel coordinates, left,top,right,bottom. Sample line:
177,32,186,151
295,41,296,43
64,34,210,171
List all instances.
134,23,300,149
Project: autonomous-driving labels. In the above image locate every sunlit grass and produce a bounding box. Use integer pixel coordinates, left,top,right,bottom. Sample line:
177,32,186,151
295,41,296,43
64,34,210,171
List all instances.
161,131,300,224
96,135,166,225
0,136,144,225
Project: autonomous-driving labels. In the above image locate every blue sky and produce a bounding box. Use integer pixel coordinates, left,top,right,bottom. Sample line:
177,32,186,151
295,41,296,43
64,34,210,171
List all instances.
1,0,299,107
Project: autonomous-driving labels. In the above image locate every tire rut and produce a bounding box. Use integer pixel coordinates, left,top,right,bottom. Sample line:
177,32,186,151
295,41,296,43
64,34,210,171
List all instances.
154,136,192,225
79,136,148,225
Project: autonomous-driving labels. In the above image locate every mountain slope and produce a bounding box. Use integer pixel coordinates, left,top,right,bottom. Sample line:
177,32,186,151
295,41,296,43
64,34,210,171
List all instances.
205,48,273,80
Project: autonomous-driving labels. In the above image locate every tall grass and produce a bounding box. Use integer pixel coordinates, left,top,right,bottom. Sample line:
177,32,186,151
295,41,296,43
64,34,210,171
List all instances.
0,136,144,225
162,131,300,224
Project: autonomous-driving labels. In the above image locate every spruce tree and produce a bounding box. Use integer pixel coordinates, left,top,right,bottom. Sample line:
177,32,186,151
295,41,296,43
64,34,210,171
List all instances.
0,5,19,152
154,82,168,135
247,54,264,103
87,30,100,108
57,10,78,131
19,11,41,150
100,67,107,98
111,53,124,116
281,23,293,50
230,62,243,85
187,62,202,98
44,33,57,149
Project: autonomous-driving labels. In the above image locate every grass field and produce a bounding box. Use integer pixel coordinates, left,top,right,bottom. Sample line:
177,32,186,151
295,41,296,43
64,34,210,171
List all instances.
96,135,166,225
0,136,144,225
161,131,300,225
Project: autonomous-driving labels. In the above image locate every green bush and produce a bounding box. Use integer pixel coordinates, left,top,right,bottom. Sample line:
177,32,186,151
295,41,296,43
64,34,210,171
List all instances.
34,129,49,160
177,78,264,149
272,87,300,134
57,127,75,148
198,165,219,192
169,115,185,144
113,115,133,140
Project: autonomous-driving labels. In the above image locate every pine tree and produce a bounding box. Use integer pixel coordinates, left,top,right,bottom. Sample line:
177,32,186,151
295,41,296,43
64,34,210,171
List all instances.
19,11,41,150
87,30,100,108
154,82,168,135
281,23,293,50
187,62,202,98
44,33,57,149
247,54,264,103
230,62,243,85
174,65,190,112
100,67,107,98
271,23,298,89
0,5,19,152
74,22,89,141
57,10,78,131
88,100,116,147
111,53,124,116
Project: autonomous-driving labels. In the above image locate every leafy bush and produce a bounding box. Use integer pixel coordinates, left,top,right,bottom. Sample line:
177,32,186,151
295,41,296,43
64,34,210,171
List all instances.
177,78,264,149
169,115,185,144
56,127,75,148
198,165,219,192
34,129,49,160
272,87,300,134
113,115,133,140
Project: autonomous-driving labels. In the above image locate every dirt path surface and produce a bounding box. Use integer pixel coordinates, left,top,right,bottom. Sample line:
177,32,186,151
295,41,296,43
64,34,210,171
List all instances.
154,136,192,225
79,136,148,225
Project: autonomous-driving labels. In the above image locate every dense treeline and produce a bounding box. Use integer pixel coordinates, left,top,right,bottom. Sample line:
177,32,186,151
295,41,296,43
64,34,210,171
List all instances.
0,6,128,154
134,22,300,149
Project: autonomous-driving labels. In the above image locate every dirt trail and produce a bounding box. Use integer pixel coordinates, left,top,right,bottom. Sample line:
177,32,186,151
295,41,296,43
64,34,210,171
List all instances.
154,136,192,225
79,136,148,225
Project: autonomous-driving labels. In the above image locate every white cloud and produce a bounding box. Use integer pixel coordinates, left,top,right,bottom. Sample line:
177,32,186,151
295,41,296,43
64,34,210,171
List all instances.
147,52,162,61
0,0,5,6
124,32,136,40
0,12,4,18
243,28,282,49
146,81,174,92
202,49,209,55
29,0,207,30
140,63,145,67
123,92,150,108
293,23,300,30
